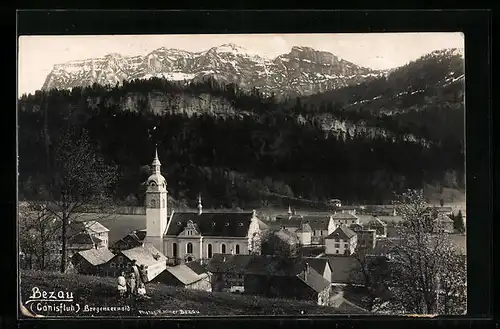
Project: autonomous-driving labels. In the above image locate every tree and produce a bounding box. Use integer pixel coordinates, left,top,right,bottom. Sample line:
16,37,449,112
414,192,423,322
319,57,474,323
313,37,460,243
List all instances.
452,210,465,234
259,228,301,259
350,247,392,311
19,200,60,270
38,125,118,273
388,189,466,314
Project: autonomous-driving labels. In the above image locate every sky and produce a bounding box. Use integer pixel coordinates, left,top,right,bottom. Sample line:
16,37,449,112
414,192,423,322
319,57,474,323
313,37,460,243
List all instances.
18,33,464,97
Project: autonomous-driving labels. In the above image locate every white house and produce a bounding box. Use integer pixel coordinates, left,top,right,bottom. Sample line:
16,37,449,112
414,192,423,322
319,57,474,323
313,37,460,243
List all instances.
325,225,358,256
332,212,360,227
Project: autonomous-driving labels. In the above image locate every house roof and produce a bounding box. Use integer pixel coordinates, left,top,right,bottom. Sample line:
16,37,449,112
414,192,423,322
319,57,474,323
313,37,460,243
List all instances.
275,216,303,228
206,254,254,274
120,244,167,267
327,256,363,284
436,214,454,223
186,260,208,275
296,223,313,233
83,221,110,233
109,230,146,250
297,266,331,293
367,216,388,227
303,257,331,275
245,255,306,276
274,228,300,245
302,215,331,230
326,226,357,240
166,212,257,237
75,248,115,266
332,212,358,220
164,264,204,286
336,298,370,313
349,223,364,231
68,232,102,245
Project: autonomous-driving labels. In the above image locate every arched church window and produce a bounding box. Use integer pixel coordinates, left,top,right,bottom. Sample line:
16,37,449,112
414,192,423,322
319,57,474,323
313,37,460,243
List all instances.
150,198,157,208
221,244,226,253
235,244,240,254
208,244,213,258
173,243,178,258
187,242,193,254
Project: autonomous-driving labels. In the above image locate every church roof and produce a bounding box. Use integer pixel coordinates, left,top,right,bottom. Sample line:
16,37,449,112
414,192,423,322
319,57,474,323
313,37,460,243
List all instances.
166,212,256,237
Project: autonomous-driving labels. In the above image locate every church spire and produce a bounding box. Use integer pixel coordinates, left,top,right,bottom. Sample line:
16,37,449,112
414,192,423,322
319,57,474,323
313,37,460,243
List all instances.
152,145,161,174
197,194,203,215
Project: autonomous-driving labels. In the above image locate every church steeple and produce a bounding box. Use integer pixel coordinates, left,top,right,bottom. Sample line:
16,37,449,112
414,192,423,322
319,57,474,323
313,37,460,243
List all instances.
152,145,161,175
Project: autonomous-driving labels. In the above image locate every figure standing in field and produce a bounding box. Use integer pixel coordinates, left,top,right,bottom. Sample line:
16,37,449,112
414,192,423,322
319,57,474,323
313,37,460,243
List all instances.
117,271,127,298
129,272,137,297
137,281,150,300
131,260,141,285
139,264,148,284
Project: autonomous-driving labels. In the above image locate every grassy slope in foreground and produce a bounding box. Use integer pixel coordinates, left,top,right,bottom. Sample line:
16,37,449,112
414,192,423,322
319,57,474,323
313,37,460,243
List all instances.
20,270,343,317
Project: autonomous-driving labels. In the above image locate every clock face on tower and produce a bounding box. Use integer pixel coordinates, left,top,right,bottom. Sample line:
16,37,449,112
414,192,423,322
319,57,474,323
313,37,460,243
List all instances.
149,196,158,208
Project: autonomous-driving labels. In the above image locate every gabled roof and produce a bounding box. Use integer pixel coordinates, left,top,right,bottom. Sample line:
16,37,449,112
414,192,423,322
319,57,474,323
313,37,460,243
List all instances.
336,298,370,313
83,221,110,233
68,232,102,245
164,264,204,285
303,257,332,275
326,226,357,240
302,215,331,230
435,213,454,223
327,256,364,284
274,228,300,245
297,267,331,293
186,260,208,275
349,223,364,232
245,255,306,276
120,244,167,267
368,216,387,227
75,248,114,266
275,216,303,228
296,223,313,233
332,212,358,220
166,212,256,237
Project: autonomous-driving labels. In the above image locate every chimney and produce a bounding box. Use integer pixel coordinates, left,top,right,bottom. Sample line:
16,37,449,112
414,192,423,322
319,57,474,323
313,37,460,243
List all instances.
197,194,203,215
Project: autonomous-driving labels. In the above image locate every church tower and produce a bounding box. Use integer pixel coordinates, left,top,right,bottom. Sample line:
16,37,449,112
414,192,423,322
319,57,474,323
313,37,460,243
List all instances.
145,147,168,254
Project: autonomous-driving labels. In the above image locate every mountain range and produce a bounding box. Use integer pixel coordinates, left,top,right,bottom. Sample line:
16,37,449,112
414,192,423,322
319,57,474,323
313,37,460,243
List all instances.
41,43,384,98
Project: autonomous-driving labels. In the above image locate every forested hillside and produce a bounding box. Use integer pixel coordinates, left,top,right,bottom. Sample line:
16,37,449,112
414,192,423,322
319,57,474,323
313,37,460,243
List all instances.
18,50,465,209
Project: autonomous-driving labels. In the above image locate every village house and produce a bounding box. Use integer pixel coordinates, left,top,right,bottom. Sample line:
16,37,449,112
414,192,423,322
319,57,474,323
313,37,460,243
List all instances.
302,215,337,245
206,253,253,292
326,255,365,286
434,213,455,233
325,225,358,255
141,149,268,265
349,224,376,250
71,248,115,276
109,229,147,253
337,206,359,215
243,256,331,306
295,222,313,246
102,244,167,281
331,212,360,227
207,254,331,305
59,220,111,257
366,216,388,238
303,257,332,282
152,263,211,291
274,212,336,245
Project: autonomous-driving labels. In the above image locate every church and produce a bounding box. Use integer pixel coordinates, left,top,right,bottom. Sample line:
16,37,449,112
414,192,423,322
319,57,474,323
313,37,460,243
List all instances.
144,149,268,265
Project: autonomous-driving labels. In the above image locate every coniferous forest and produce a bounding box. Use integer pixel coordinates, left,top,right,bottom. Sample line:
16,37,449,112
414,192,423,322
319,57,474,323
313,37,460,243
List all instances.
18,59,465,210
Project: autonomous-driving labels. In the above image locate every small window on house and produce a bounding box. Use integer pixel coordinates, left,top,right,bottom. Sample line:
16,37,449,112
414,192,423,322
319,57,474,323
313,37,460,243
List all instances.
225,223,229,226
177,222,182,225
335,244,339,248
212,222,216,226
344,243,348,248
118,256,123,262
110,262,115,268
336,250,339,254
239,222,243,226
